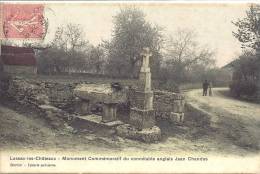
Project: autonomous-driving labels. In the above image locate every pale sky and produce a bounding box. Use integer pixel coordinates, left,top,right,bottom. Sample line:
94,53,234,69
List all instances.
42,2,249,67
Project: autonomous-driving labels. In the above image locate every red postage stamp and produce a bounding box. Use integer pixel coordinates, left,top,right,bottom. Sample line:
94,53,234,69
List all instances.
2,4,45,39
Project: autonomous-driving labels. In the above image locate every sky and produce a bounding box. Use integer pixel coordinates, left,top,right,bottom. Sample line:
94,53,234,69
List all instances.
42,3,248,67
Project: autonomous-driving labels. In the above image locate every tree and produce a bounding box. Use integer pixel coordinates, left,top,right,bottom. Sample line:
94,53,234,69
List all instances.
231,5,260,100
232,4,260,49
87,45,105,74
228,49,258,98
52,23,89,74
232,50,258,81
105,7,163,78
36,23,91,74
164,29,215,83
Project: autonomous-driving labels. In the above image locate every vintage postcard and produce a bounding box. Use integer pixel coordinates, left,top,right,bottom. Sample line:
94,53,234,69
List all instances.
0,1,260,173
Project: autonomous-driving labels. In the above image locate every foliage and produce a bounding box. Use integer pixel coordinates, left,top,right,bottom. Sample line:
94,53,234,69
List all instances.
104,7,163,78
232,4,260,49
231,4,260,101
36,23,105,75
229,50,259,99
230,79,258,99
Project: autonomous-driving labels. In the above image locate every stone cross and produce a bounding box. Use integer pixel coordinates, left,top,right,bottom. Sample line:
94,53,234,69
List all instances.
129,47,155,130
140,47,152,72
139,47,153,92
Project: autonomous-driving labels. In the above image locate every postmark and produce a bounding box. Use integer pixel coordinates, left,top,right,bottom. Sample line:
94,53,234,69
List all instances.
2,4,46,39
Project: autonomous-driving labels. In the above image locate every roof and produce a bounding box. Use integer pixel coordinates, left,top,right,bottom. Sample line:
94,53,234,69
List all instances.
222,55,256,69
1,45,36,66
222,59,239,69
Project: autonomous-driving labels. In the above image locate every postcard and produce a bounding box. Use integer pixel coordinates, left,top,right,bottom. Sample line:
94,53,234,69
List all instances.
0,1,260,173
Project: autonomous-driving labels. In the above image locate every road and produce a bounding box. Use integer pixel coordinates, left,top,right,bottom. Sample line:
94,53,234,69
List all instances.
185,88,260,151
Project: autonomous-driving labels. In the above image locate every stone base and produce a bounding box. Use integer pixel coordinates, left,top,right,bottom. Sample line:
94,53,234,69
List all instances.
75,99,90,115
71,114,123,135
102,103,117,123
169,112,184,124
131,90,153,110
116,124,161,143
129,108,155,130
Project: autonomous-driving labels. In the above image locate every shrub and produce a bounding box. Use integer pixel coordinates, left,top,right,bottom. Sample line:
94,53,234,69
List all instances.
229,79,258,99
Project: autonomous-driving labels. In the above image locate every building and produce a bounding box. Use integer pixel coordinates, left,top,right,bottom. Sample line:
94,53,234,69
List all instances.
0,45,37,74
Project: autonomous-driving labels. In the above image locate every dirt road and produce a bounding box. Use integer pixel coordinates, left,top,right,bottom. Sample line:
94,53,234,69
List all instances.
185,88,260,152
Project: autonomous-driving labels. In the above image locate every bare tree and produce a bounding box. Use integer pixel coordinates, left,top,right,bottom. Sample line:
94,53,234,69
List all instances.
164,29,215,82
52,23,88,74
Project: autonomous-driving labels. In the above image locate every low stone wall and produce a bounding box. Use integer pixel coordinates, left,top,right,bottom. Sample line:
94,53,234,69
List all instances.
0,75,77,130
0,76,78,111
3,65,37,75
127,88,185,124
153,90,185,123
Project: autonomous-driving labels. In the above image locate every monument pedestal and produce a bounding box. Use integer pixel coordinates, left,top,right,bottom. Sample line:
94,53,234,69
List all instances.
129,90,155,130
116,124,161,143
130,108,155,130
133,90,153,110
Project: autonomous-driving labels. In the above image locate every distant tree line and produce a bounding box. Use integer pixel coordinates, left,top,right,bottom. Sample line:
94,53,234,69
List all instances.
36,23,105,75
2,6,230,90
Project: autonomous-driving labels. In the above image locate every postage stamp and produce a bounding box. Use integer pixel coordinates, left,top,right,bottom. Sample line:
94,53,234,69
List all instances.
2,4,45,39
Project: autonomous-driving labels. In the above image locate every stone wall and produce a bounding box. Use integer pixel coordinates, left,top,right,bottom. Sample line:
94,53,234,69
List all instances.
153,90,185,123
0,76,186,126
3,65,37,75
0,76,78,112
0,75,77,130
0,76,77,129
154,90,185,113
128,88,185,123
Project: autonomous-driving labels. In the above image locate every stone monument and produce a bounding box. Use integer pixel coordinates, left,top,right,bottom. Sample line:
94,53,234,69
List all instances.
116,47,161,143
129,47,155,130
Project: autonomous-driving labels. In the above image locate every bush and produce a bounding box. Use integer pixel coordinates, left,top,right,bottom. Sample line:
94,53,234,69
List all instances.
229,79,258,99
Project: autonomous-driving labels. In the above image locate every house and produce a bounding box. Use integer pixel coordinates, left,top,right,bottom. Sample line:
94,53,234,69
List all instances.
0,45,37,74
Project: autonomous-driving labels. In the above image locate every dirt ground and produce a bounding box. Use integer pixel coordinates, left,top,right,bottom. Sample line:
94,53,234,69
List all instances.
0,88,259,156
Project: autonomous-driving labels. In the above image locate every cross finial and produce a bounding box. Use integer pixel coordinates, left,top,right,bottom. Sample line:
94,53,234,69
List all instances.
140,47,152,70
141,47,152,57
